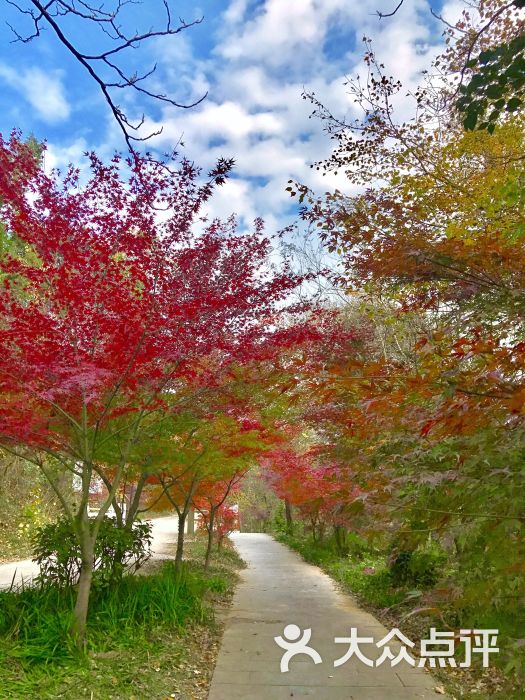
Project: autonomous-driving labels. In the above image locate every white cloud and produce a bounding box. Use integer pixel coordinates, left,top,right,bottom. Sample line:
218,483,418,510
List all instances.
440,0,471,26
0,65,70,123
188,101,283,141
34,0,451,236
43,138,89,173
142,0,444,231
219,0,322,65
223,0,249,25
201,177,257,226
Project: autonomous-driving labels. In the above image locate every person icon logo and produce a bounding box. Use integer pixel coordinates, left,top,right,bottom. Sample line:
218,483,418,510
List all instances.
274,624,323,672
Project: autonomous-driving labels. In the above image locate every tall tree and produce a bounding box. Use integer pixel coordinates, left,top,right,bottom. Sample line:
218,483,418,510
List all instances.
284,0,525,654
0,133,313,643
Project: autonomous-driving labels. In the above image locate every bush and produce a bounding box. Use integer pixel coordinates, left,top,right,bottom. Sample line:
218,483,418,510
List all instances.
389,548,446,589
281,535,336,566
0,455,62,563
32,516,152,589
345,532,371,559
326,554,404,608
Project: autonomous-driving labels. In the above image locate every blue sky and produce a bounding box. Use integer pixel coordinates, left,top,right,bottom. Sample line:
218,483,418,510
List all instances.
0,0,462,231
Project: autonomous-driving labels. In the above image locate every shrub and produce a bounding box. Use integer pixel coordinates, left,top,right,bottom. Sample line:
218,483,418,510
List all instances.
32,516,152,589
389,548,446,589
0,456,62,563
345,532,371,559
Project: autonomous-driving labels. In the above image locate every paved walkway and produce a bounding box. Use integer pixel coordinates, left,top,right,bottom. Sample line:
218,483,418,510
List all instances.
208,533,446,700
0,516,180,589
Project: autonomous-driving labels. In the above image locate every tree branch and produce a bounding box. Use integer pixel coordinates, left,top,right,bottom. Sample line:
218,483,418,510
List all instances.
7,1,207,152
376,0,404,19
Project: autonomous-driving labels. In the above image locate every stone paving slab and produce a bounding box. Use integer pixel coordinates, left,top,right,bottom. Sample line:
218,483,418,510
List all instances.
208,533,448,700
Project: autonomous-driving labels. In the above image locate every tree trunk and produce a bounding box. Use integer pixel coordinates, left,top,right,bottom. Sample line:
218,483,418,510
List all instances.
334,525,346,556
175,511,187,566
204,509,215,570
187,507,195,535
284,499,293,535
72,531,95,646
310,516,317,542
112,497,124,528
125,473,147,527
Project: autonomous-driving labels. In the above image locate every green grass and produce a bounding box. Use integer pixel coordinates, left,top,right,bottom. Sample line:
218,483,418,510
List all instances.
0,562,207,658
0,535,243,699
326,556,405,608
0,625,213,700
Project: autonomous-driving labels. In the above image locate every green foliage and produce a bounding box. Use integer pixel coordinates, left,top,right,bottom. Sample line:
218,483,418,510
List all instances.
280,530,525,690
0,454,61,563
0,535,243,699
457,34,525,132
278,533,404,608
332,559,403,608
389,548,446,589
344,532,370,559
270,502,288,535
205,574,230,594
0,561,211,662
32,517,153,589
278,533,338,566
236,466,280,532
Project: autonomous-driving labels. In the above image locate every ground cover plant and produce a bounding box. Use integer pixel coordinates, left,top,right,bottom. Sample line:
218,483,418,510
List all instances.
0,534,243,700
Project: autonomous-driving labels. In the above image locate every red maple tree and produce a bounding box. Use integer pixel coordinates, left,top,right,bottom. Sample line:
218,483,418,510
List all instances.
0,132,316,641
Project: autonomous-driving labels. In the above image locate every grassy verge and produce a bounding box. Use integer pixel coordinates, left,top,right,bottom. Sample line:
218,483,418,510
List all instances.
277,532,523,700
0,535,244,700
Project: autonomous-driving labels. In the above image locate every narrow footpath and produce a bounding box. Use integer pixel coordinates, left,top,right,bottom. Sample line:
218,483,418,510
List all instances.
208,533,446,700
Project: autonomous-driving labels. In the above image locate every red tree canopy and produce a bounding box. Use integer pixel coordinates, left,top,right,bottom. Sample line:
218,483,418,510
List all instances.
0,133,315,456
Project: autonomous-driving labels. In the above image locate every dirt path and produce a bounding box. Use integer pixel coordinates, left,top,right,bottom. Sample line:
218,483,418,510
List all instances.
208,533,447,700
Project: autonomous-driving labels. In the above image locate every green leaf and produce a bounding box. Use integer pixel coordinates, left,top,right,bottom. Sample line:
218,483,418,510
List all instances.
463,110,479,131
479,49,497,65
468,74,485,90
506,97,523,112
486,84,505,99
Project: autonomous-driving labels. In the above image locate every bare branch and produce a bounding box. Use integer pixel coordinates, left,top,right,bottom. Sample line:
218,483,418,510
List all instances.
376,0,404,19
429,7,465,33
6,1,207,152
